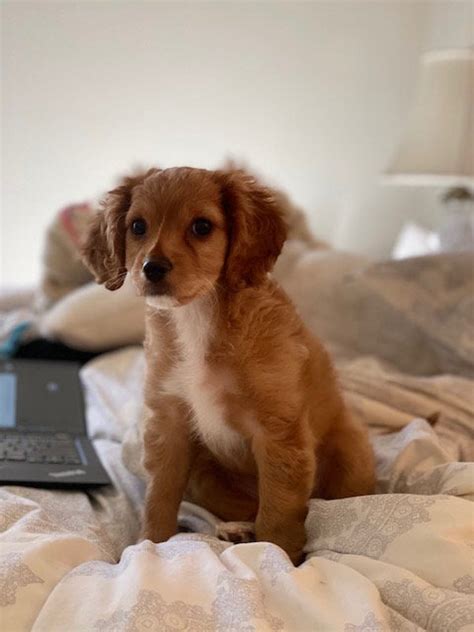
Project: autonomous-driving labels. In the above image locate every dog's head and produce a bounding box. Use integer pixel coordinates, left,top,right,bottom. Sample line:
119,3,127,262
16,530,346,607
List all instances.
82,166,287,306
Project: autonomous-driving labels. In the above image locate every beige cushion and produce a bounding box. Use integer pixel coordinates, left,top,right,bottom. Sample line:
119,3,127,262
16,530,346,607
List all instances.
38,278,145,351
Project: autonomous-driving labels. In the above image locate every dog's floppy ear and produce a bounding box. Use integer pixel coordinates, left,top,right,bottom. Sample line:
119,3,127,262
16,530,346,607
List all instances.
217,170,287,290
82,168,159,290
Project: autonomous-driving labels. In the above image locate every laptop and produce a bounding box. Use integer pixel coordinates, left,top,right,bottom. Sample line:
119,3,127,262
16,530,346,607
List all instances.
0,359,111,487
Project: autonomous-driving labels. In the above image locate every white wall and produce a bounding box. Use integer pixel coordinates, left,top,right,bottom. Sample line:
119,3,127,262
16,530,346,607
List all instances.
1,1,472,285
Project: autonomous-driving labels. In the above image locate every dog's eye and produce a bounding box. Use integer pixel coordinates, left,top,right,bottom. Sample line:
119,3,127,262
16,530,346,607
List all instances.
131,219,147,236
191,218,213,237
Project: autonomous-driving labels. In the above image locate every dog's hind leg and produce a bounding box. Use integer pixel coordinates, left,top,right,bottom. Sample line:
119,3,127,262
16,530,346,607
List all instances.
316,416,376,499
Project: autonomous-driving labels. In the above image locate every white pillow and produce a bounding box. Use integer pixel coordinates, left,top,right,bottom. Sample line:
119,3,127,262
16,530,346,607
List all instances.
38,278,145,351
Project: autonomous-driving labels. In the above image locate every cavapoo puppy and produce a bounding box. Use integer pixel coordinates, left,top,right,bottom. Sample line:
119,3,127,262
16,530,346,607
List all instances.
82,166,375,564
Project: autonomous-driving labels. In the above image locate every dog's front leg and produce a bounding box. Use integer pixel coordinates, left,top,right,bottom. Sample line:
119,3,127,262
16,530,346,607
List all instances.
252,424,316,565
141,397,194,543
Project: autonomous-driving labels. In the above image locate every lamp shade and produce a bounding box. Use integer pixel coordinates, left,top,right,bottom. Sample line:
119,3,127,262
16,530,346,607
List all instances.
385,49,473,187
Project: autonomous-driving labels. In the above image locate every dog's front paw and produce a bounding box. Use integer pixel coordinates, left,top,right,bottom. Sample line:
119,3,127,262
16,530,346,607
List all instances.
140,523,176,544
287,548,305,566
215,521,256,544
140,527,159,544
256,519,306,566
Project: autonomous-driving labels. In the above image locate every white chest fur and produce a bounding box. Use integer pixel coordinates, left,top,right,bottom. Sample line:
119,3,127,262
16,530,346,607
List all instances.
163,297,243,458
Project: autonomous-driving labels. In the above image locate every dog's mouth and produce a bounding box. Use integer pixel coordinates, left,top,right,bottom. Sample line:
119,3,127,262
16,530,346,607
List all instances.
136,271,214,309
146,294,180,310
143,279,171,297
141,281,193,310
143,280,181,310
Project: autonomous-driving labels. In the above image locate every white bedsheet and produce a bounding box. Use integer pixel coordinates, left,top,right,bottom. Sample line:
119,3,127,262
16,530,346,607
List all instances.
1,347,473,631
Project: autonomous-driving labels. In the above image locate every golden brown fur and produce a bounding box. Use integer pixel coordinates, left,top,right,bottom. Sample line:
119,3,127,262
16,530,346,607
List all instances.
82,166,375,564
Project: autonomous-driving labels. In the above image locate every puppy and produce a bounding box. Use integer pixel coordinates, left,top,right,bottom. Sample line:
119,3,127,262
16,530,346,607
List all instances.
82,166,375,564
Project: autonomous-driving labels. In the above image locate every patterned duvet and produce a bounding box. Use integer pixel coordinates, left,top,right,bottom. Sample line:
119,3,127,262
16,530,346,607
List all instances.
1,347,473,632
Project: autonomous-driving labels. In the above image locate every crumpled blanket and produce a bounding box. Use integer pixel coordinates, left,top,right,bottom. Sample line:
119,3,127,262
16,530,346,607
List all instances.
339,355,474,462
1,348,472,631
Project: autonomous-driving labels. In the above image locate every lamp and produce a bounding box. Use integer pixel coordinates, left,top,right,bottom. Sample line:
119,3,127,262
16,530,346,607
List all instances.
385,48,474,252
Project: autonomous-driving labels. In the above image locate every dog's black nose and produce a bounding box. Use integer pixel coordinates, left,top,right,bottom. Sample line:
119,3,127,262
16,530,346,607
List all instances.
142,257,173,282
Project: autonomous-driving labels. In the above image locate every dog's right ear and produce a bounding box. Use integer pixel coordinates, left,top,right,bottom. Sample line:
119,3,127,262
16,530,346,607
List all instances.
81,168,159,290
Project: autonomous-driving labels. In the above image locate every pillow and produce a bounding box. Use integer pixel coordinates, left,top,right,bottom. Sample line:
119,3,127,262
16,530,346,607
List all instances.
281,252,474,377
38,278,145,351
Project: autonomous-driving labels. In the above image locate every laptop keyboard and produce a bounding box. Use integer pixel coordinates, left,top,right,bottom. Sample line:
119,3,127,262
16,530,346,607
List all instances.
0,432,83,465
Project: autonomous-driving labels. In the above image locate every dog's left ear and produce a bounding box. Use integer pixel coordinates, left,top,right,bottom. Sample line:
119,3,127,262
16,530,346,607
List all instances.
216,170,287,289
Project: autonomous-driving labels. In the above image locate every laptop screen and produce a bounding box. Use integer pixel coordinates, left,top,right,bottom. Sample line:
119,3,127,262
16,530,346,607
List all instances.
0,360,86,434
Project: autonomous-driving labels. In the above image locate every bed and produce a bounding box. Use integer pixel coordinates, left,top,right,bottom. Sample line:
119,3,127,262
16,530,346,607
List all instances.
1,246,473,631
